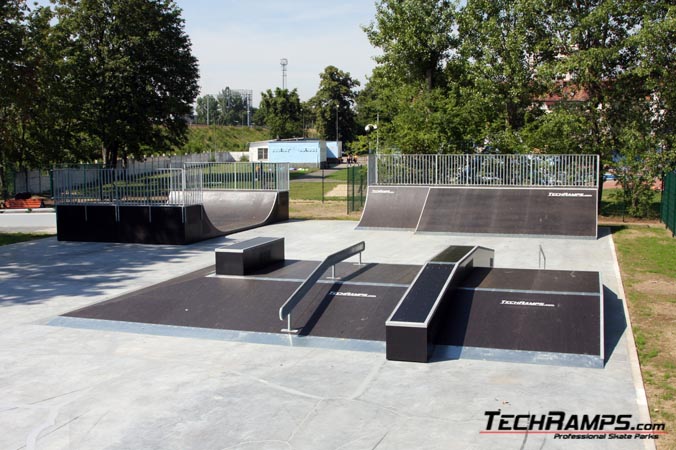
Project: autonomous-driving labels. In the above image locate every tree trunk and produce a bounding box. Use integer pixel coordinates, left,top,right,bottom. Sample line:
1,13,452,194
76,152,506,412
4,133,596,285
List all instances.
104,141,119,168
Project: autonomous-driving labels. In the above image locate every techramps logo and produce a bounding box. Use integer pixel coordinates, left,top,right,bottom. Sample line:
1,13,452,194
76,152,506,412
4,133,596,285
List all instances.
480,410,667,441
548,192,593,198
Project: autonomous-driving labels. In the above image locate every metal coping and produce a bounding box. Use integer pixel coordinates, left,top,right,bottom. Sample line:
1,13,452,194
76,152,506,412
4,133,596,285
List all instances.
216,237,283,253
433,345,604,369
48,316,386,354
209,273,410,289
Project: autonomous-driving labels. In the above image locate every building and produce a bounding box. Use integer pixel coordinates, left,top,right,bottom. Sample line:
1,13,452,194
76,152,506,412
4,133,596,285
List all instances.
248,139,342,167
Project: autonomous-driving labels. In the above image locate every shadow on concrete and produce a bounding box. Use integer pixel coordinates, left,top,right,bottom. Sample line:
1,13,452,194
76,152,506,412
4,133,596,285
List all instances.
603,285,627,364
0,236,228,306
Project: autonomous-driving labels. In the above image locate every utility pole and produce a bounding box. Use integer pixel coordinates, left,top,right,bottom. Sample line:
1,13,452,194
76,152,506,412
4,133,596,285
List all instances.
335,104,339,143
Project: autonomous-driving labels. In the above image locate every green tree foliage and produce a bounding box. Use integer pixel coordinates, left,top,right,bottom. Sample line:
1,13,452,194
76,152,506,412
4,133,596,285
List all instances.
310,66,360,143
51,0,199,167
195,95,221,125
0,0,29,195
459,0,551,131
255,88,303,139
218,89,253,126
364,0,458,90
194,89,255,126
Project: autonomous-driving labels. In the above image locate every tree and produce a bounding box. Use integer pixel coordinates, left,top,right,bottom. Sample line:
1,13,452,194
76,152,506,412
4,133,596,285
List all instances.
255,88,303,139
310,66,360,143
52,0,199,167
364,0,459,91
218,88,253,126
195,95,220,125
0,0,29,196
459,0,552,133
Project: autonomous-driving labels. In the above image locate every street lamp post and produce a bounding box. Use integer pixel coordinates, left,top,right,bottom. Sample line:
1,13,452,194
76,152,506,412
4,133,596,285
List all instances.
365,124,378,154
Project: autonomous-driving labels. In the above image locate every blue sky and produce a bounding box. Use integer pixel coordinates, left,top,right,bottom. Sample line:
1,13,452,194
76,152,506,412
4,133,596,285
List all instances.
177,0,380,106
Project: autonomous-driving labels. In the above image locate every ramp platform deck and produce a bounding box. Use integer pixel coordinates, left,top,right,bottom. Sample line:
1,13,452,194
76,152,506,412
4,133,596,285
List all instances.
54,246,604,367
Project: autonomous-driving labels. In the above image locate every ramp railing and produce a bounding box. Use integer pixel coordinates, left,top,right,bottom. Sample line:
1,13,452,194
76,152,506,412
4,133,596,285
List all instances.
279,241,365,333
369,153,599,188
184,162,290,192
52,167,203,207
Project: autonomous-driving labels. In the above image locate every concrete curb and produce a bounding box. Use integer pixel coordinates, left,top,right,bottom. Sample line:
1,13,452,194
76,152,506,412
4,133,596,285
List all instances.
607,230,656,450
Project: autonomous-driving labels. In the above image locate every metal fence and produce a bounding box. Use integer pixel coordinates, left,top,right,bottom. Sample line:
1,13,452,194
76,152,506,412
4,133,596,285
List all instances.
184,162,290,192
368,153,599,188
347,164,367,214
662,171,676,237
52,167,203,206
12,151,247,197
53,162,290,206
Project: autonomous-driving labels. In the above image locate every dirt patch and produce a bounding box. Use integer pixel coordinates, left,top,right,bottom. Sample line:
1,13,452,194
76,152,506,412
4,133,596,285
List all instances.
289,200,361,221
326,184,348,197
633,278,676,297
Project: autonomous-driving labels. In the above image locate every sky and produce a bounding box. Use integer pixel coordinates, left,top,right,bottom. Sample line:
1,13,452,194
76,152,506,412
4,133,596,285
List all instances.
177,0,381,106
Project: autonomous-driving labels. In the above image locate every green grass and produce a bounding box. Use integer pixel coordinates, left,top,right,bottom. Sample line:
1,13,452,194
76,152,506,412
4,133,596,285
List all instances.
290,181,343,201
0,232,53,246
180,125,270,154
613,226,676,278
613,225,676,445
289,169,318,180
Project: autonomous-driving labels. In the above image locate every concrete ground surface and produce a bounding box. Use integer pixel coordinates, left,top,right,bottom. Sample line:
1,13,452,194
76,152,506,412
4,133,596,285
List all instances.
0,219,656,450
0,210,56,233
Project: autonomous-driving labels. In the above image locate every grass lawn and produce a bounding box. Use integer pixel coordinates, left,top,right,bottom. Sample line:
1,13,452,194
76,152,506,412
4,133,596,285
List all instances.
290,180,344,201
612,225,676,449
0,232,54,246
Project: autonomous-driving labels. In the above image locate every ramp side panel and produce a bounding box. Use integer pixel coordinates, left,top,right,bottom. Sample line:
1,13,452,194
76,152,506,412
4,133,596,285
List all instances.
357,186,429,230
416,187,598,237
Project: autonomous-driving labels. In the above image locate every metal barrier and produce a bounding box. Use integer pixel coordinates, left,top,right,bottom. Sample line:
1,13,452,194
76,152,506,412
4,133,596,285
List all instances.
662,171,676,237
53,162,290,207
184,162,290,192
52,167,203,206
347,164,367,214
279,241,365,333
369,153,599,188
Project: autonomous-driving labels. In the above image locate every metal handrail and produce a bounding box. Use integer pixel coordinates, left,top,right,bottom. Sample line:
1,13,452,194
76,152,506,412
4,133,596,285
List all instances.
279,241,365,333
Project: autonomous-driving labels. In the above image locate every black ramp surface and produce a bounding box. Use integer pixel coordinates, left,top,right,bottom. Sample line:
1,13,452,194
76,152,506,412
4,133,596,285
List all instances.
436,290,601,356
416,187,597,237
64,262,416,342
436,268,602,357
389,264,455,323
462,267,600,293
358,186,429,229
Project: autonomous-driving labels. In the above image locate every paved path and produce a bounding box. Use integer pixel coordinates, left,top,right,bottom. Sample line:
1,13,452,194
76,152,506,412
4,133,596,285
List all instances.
0,209,56,233
0,221,654,450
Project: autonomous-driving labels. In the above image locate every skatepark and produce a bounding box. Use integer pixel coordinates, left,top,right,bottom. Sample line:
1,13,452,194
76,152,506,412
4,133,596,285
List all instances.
0,157,658,449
